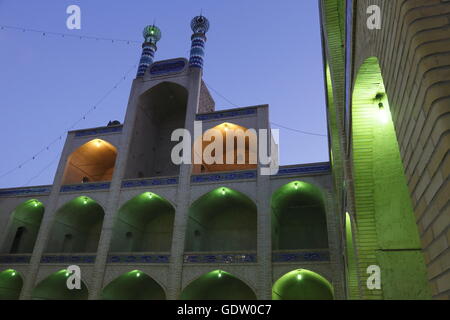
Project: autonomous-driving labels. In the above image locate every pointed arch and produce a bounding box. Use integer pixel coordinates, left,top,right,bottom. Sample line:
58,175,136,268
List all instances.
2,199,44,254
45,196,105,253
31,269,88,300
351,56,430,299
110,192,175,252
192,122,258,174
125,81,189,179
272,269,333,300
271,181,328,250
185,187,257,252
62,138,117,185
0,269,23,300
181,270,256,300
101,270,166,300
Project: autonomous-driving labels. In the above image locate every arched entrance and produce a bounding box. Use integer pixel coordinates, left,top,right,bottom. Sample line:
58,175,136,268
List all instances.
101,270,166,300
272,269,333,300
110,192,175,252
2,199,44,254
62,139,117,185
0,269,23,300
192,122,257,174
351,56,430,299
271,181,328,250
125,81,188,179
45,196,104,253
31,269,88,300
185,187,257,252
181,270,256,300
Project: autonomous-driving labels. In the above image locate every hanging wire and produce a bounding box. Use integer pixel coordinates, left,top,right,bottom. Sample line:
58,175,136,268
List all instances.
203,80,327,137
0,24,140,45
0,63,137,182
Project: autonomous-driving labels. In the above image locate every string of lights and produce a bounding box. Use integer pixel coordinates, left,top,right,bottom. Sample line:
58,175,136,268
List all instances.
0,63,137,182
203,81,327,137
0,24,141,45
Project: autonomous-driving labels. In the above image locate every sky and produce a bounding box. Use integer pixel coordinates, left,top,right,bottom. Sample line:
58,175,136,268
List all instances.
0,0,328,188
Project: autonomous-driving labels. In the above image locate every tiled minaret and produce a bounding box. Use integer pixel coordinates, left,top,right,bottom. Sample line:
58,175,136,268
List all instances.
136,25,162,77
189,15,210,69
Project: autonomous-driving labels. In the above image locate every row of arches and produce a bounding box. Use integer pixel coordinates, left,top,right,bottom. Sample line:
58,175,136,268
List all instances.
1,181,329,255
62,122,259,185
0,268,334,300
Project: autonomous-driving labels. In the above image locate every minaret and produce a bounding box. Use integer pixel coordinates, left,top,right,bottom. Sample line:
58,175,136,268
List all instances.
136,25,162,77
189,15,210,68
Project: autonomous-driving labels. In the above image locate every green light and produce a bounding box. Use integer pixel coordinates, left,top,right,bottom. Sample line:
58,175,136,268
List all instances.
221,188,226,195
136,272,140,277
218,270,222,278
11,271,16,276
33,201,38,207
147,193,153,199
83,197,88,205
294,182,299,190
297,274,302,280
65,272,70,277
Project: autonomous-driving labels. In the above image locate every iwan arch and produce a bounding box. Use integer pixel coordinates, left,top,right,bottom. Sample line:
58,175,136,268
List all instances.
0,1,448,300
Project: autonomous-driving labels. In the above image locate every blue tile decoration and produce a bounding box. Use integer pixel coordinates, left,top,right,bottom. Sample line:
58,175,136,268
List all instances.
0,186,51,197
149,59,186,76
276,164,331,176
40,255,96,264
184,253,257,264
107,254,170,264
272,251,330,262
191,170,257,183
196,108,257,121
60,182,110,192
121,177,178,188
74,125,123,137
0,255,31,264
189,16,210,68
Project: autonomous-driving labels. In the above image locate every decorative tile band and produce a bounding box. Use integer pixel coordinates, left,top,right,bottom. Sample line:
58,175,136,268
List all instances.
40,255,96,264
122,177,178,188
150,59,186,76
0,255,31,264
60,182,111,193
107,254,170,264
191,170,257,183
0,186,51,197
272,251,330,263
276,164,331,176
196,108,257,121
184,253,257,264
74,125,123,137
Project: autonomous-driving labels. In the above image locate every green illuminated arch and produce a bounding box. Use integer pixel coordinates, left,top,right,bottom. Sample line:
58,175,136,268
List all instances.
2,199,44,254
101,270,166,300
45,196,104,253
0,269,23,300
180,270,256,300
272,269,333,300
110,192,175,252
31,269,88,300
351,56,430,299
271,181,328,250
185,187,257,252
345,213,358,299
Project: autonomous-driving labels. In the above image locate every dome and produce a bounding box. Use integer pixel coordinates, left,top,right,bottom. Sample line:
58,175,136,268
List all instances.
190,15,210,34
142,25,161,43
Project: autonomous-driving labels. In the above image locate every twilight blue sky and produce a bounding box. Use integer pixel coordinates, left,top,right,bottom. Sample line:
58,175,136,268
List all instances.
0,0,328,188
